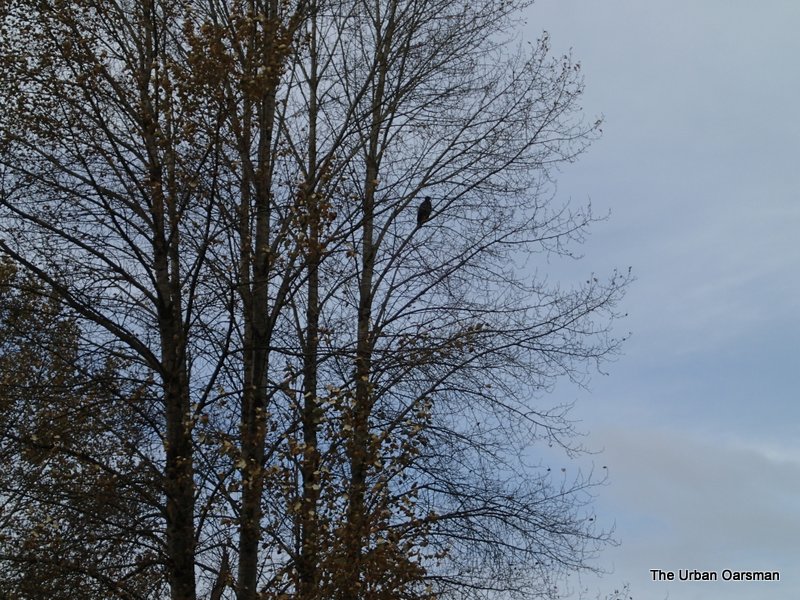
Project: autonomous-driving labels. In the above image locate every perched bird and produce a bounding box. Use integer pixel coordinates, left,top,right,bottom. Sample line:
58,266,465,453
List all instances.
416,196,432,227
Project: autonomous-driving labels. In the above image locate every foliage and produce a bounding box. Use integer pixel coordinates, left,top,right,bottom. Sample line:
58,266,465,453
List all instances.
0,260,165,599
0,0,630,599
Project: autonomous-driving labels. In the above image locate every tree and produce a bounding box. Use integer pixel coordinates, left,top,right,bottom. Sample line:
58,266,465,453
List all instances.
0,259,165,599
269,2,629,598
0,0,630,598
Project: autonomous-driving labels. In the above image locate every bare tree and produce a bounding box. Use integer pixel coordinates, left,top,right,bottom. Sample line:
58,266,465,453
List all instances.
266,1,629,598
0,0,629,599
0,1,255,597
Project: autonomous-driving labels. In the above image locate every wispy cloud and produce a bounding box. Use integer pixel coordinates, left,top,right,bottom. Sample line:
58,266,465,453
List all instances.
526,2,800,599
578,426,800,599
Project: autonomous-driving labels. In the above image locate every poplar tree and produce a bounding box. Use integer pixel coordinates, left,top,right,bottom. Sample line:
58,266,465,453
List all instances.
0,0,629,599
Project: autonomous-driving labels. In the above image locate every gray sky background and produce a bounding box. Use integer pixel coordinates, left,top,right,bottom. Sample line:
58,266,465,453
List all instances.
521,1,800,599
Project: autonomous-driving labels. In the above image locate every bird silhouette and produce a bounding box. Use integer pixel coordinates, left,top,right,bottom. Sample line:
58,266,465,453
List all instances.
416,196,432,227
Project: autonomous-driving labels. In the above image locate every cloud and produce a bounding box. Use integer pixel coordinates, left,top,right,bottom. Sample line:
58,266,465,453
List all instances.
581,426,800,599
527,0,800,358
523,2,800,598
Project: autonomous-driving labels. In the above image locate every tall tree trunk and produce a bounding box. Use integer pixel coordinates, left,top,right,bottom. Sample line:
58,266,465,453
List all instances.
237,2,280,597
149,140,196,600
297,9,322,598
140,1,197,595
343,20,393,600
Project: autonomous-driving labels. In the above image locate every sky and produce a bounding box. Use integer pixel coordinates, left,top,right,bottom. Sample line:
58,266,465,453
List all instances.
520,2,800,599
10,3,794,597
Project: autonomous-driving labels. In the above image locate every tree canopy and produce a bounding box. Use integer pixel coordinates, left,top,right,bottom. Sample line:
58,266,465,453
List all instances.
0,0,630,599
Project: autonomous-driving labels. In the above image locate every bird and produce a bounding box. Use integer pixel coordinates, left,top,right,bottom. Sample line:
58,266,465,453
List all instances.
416,196,432,227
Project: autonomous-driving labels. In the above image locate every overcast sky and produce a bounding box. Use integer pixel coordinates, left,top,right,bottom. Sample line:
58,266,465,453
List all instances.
521,2,800,599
